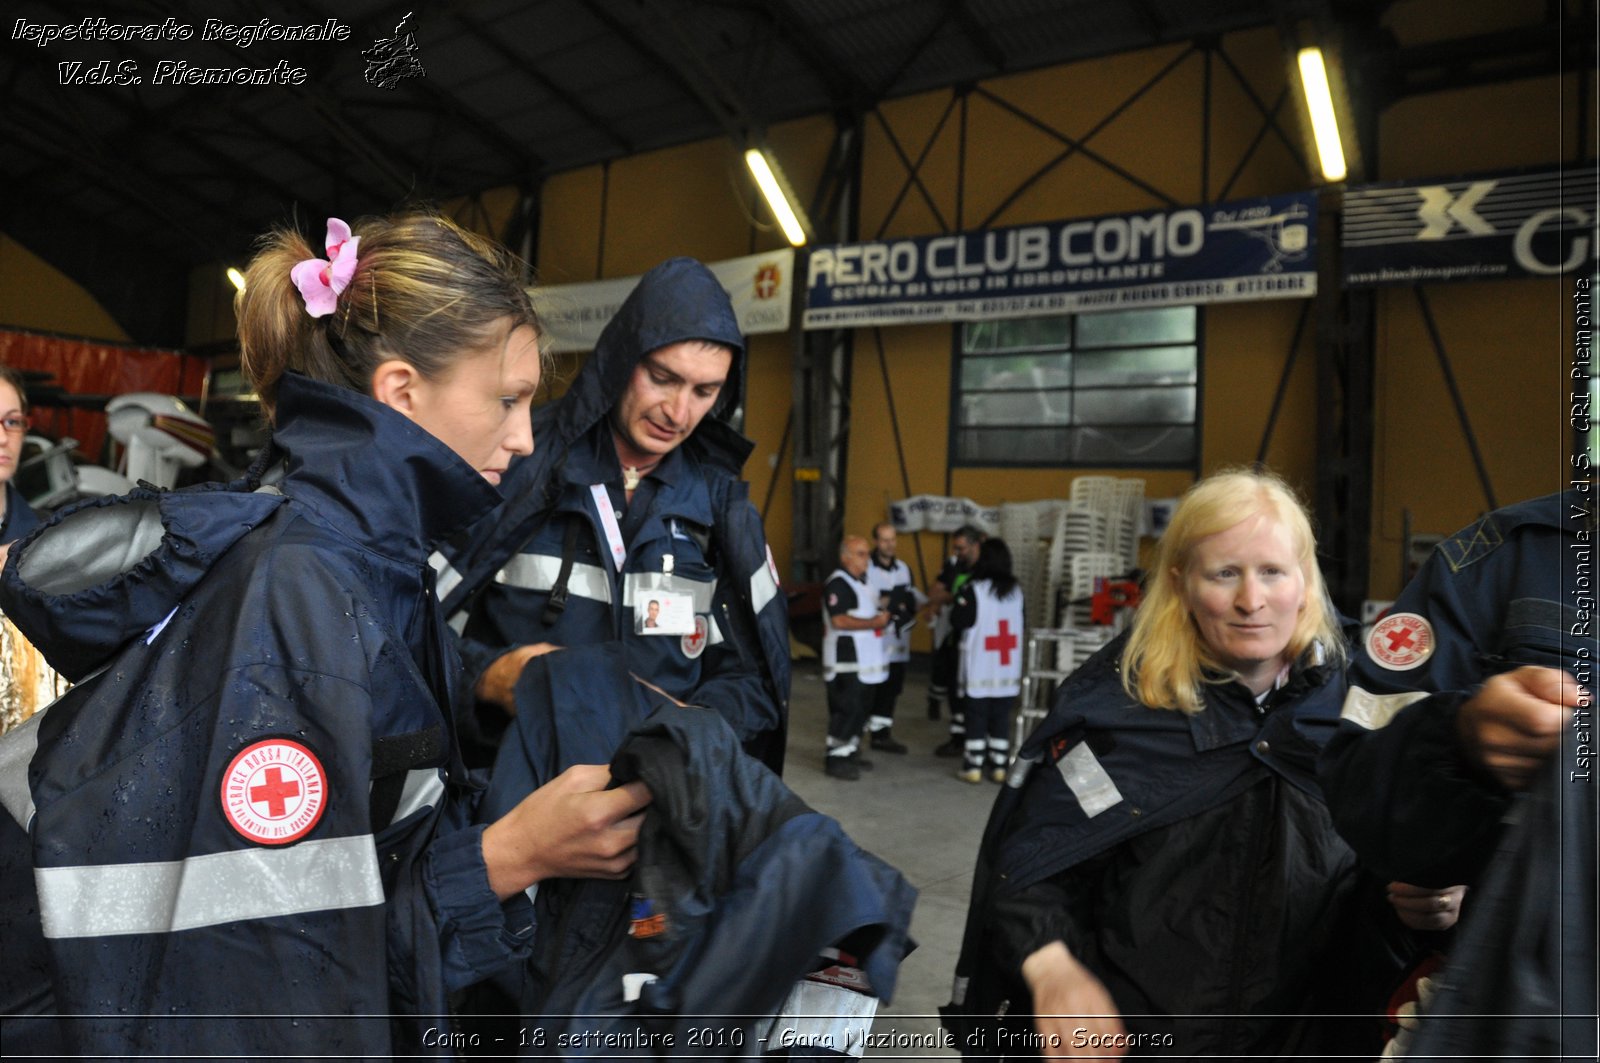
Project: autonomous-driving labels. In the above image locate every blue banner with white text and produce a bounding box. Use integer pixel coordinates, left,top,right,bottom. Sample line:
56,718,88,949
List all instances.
801,192,1318,329
1343,166,1598,287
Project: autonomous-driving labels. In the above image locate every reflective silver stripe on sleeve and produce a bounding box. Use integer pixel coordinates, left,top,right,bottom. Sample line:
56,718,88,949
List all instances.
762,979,879,1058
495,554,612,605
36,834,384,939
428,550,463,601
750,562,779,615
388,768,445,826
1057,743,1123,818
707,614,725,645
622,572,716,614
0,710,42,830
1341,686,1430,730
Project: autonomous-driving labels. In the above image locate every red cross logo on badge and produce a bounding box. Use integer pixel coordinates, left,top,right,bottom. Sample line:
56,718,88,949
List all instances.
681,615,709,659
220,738,328,845
1368,612,1435,671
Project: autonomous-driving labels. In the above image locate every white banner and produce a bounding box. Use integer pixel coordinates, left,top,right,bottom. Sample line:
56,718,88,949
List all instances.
531,250,794,353
888,495,1000,535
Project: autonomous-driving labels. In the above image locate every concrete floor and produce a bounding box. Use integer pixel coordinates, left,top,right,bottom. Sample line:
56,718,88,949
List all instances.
780,658,998,1058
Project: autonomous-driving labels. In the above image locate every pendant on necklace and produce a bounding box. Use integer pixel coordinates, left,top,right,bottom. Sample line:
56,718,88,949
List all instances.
623,466,643,491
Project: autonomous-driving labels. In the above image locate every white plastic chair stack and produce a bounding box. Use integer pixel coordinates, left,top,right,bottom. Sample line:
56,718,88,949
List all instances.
1055,551,1122,665
998,503,1051,631
1111,478,1146,570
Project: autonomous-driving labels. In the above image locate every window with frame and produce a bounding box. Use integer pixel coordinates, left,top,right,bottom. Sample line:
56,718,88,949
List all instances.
952,305,1200,466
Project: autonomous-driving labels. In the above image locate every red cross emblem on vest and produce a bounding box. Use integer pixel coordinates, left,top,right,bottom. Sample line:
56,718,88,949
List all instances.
985,619,1018,666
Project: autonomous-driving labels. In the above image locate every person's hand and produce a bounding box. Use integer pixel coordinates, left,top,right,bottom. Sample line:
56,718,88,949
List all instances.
1387,881,1467,931
1457,666,1579,790
871,611,891,630
481,764,651,899
1020,941,1126,1058
475,642,563,715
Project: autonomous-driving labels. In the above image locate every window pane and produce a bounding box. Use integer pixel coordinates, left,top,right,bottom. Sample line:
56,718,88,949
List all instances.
1076,306,1197,347
1073,386,1195,425
963,314,1072,352
958,427,1074,463
1071,425,1196,464
1074,347,1195,387
961,389,1072,426
960,353,1073,391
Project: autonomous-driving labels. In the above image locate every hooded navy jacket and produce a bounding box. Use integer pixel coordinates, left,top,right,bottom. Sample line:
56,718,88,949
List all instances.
439,257,789,771
0,375,534,1059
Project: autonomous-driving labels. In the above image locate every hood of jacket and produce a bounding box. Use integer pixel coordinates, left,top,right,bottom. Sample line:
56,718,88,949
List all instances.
0,373,502,681
551,256,752,476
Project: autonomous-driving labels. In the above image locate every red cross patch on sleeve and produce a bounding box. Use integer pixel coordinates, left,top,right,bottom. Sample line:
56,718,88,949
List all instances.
220,738,329,846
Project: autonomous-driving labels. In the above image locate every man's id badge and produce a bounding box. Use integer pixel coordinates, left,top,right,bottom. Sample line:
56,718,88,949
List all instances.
637,593,695,635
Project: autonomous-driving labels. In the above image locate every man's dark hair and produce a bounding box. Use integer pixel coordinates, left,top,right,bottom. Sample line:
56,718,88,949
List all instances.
952,523,986,545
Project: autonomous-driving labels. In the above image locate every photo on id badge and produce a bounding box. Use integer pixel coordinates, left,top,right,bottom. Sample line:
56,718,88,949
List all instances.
637,594,695,635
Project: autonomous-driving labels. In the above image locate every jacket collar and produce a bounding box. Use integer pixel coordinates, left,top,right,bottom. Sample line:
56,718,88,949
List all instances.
273,372,503,562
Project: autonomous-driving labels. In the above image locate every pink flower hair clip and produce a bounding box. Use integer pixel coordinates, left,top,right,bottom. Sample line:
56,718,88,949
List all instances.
290,218,361,318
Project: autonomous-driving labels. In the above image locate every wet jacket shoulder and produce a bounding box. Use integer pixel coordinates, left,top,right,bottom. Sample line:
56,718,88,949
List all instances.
1319,489,1587,885
0,375,533,1058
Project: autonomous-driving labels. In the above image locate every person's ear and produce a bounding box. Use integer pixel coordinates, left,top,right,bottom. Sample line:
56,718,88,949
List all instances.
370,359,423,415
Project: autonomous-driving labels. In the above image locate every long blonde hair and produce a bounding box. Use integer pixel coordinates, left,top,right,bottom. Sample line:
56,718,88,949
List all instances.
1121,467,1345,713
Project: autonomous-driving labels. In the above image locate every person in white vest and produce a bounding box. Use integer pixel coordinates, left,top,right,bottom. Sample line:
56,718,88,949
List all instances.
951,537,1025,783
864,521,925,755
822,535,890,780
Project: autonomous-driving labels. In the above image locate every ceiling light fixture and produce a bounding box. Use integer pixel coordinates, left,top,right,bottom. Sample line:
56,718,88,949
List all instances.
1296,47,1347,183
744,147,811,246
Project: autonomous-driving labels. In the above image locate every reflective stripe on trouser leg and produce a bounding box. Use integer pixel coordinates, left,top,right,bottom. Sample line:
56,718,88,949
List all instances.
964,739,986,770
987,736,1009,767
867,715,892,733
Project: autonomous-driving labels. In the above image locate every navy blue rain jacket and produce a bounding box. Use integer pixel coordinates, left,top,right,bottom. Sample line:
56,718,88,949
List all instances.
942,628,1404,1056
2,479,40,543
0,375,535,1059
1320,489,1597,1058
1320,489,1589,885
481,650,915,1051
439,257,789,771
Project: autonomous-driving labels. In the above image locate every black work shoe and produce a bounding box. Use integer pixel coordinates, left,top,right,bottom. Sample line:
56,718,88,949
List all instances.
870,730,909,754
933,737,965,758
927,700,941,721
824,756,860,780
850,752,875,770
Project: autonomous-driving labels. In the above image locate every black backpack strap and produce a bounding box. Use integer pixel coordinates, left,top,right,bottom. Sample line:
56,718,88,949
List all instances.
541,516,584,626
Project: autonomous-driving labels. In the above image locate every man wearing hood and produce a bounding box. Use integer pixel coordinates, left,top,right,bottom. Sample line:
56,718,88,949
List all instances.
439,258,789,771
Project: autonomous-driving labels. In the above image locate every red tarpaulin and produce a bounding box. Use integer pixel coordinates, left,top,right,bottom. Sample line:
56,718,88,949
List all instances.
0,330,209,462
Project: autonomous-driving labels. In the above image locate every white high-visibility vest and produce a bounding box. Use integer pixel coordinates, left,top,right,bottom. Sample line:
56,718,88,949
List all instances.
822,568,888,685
959,578,1024,698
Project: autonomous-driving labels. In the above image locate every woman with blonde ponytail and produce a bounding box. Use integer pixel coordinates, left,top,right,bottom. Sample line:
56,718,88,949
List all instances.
0,211,651,1059
947,468,1425,1058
